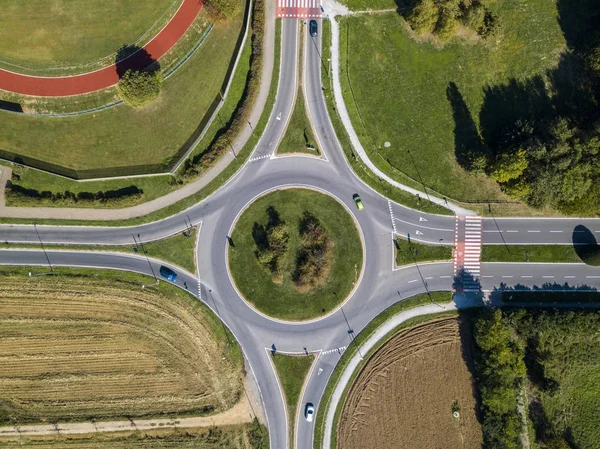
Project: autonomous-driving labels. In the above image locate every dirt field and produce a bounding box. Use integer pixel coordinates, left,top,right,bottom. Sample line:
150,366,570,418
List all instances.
0,275,243,424
337,317,482,449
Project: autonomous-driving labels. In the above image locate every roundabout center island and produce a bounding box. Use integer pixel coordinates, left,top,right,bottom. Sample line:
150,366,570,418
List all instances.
228,188,364,321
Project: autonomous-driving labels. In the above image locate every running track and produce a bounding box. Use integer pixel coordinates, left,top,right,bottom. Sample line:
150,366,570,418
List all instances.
0,0,202,97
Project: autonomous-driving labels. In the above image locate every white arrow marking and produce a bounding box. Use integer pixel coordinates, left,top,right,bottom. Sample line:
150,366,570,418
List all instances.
419,217,428,222
276,112,282,121
416,230,424,235
317,368,323,376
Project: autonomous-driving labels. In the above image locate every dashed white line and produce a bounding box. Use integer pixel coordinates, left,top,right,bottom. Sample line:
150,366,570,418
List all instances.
542,275,554,279
586,276,600,279
502,275,513,278
248,153,272,162
387,200,397,234
527,230,541,233
521,275,533,279
564,275,576,279
549,230,563,233
506,230,519,233
408,279,418,283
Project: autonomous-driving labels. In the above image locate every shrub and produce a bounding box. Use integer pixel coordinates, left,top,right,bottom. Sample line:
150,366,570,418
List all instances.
292,212,332,290
6,183,143,206
206,0,242,20
117,69,162,108
405,0,439,34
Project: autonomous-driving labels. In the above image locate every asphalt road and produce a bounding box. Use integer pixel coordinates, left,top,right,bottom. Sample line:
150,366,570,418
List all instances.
1,16,600,449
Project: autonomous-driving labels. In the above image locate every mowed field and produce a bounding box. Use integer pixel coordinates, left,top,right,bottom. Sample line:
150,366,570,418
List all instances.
337,317,482,449
0,274,243,424
339,0,566,202
0,0,179,74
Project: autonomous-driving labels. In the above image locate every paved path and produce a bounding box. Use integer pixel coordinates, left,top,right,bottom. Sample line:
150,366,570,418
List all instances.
0,0,202,96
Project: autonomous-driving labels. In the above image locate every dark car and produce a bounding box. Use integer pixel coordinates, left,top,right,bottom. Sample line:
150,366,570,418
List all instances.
159,265,177,282
309,20,318,37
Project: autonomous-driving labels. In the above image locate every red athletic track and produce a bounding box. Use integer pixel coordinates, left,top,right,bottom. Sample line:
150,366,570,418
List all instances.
0,0,203,97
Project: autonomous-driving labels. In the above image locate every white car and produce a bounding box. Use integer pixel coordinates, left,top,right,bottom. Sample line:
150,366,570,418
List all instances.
305,403,315,422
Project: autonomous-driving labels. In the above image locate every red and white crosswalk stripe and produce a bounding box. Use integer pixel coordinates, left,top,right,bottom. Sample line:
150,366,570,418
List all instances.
276,0,322,18
453,216,483,293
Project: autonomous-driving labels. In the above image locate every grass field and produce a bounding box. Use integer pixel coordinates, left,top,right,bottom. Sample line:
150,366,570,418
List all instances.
338,1,566,204
0,422,268,449
337,317,482,449
320,19,452,216
0,0,179,75
482,244,600,266
313,292,452,449
228,188,363,320
0,268,243,424
277,89,319,155
2,227,198,273
0,7,243,174
395,237,452,266
271,353,314,445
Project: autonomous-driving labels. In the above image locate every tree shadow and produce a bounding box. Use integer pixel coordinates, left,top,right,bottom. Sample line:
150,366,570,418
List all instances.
252,222,267,249
488,281,599,305
115,45,160,79
572,224,600,265
0,100,22,113
446,82,487,170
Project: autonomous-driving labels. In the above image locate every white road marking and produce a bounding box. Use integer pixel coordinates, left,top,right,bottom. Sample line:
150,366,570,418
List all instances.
502,276,513,278
527,230,541,233
419,217,428,222
550,230,563,233
564,276,576,279
440,275,451,279
482,275,494,278
506,230,518,233
387,200,397,234
521,275,533,278
586,276,600,279
408,279,418,283
542,276,554,279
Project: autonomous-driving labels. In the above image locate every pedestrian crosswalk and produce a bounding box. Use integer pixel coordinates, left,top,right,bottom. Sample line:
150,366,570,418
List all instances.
277,0,322,18
453,216,482,293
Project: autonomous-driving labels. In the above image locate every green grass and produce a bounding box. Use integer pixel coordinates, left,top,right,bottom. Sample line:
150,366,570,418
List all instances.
228,188,363,320
0,8,243,174
337,0,398,10
320,19,452,216
3,25,254,209
313,292,453,449
271,353,315,445
338,2,566,203
0,422,267,449
395,237,452,266
0,0,179,75
0,19,281,227
277,89,320,155
1,227,198,273
482,244,600,266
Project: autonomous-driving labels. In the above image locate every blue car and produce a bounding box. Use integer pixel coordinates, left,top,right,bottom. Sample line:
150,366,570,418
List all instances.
159,265,177,282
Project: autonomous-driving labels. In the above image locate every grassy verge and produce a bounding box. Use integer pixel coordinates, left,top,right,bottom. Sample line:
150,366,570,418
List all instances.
228,188,363,321
501,291,600,304
0,8,243,174
0,0,180,75
320,19,451,216
313,291,453,449
336,2,565,205
0,19,281,227
1,227,198,273
271,353,315,446
395,237,452,266
0,421,268,448
0,265,243,424
482,244,600,266
277,27,319,156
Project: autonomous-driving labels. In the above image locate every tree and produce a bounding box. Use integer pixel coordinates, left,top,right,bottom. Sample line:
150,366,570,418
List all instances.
489,148,528,183
117,69,162,108
404,0,439,34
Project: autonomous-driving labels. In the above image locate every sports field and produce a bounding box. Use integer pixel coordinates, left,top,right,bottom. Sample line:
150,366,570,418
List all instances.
339,0,566,202
337,317,482,449
0,272,243,424
0,8,244,175
0,0,180,75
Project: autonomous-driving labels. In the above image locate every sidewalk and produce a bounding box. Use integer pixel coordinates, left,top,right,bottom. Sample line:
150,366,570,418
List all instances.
322,0,474,216
0,2,275,221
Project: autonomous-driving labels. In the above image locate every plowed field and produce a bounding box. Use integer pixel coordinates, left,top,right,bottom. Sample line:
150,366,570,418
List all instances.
0,276,243,424
337,317,482,449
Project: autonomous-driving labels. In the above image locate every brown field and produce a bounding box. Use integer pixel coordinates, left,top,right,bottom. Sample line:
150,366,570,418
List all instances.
337,317,482,449
0,276,243,424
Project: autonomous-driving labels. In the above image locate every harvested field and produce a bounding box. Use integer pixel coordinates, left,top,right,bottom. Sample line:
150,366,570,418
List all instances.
337,317,482,449
0,275,243,424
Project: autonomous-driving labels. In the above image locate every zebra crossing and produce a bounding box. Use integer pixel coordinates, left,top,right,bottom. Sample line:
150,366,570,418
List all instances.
277,0,322,18
453,216,483,293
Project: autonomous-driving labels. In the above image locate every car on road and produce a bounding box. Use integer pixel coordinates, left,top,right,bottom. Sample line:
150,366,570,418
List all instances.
309,20,318,37
159,265,177,282
305,403,315,422
353,194,364,210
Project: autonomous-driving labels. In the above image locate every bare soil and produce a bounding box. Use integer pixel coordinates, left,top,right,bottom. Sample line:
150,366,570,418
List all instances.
337,317,482,449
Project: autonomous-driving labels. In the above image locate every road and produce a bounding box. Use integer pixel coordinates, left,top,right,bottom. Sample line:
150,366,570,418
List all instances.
1,16,600,449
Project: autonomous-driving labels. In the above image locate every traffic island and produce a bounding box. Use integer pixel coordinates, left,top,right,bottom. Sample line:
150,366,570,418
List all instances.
228,188,363,321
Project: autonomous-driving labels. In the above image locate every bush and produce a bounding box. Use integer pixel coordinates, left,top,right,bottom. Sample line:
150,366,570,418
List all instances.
117,69,162,108
292,212,332,289
6,183,143,206
179,0,265,182
206,0,242,20
405,0,439,34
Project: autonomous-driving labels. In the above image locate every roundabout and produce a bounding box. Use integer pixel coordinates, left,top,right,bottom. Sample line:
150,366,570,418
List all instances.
227,187,364,321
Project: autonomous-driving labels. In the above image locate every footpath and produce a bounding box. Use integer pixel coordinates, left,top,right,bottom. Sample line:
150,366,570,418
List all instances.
0,2,276,221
